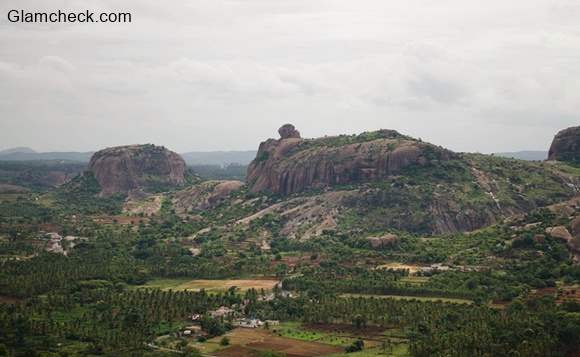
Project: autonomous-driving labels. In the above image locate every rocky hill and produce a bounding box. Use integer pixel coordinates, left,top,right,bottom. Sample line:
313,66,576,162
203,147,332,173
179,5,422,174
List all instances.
247,124,454,195
97,126,580,239
88,144,186,196
154,125,575,240
548,125,580,164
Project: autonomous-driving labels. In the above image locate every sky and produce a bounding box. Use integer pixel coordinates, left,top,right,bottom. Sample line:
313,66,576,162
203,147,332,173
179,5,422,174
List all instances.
0,0,579,153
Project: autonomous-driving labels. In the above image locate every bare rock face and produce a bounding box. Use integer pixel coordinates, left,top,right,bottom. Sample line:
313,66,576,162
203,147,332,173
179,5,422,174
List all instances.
548,126,580,164
247,125,454,195
547,225,580,263
173,180,244,215
367,234,399,249
572,216,580,237
88,144,186,196
546,226,574,242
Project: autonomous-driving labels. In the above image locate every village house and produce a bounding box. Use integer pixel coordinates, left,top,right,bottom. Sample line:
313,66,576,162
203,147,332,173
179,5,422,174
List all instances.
418,263,452,273
180,325,203,337
258,293,275,302
190,313,201,321
210,306,235,318
234,318,264,328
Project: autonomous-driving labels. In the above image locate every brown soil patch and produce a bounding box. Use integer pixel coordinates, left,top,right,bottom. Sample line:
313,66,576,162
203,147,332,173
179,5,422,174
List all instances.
247,339,340,356
530,287,557,298
214,328,341,357
0,295,21,304
40,223,61,231
557,286,580,304
376,262,423,274
216,345,260,357
272,254,322,268
490,300,510,309
175,279,279,292
92,215,149,225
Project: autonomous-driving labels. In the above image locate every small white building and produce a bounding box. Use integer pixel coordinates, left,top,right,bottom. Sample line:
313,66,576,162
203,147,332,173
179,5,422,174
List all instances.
258,293,275,302
234,318,264,328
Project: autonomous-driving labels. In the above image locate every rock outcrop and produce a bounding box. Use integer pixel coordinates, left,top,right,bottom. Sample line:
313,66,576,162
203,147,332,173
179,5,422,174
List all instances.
546,225,580,263
88,144,186,196
543,196,580,262
278,124,301,139
172,180,244,215
367,234,399,249
247,124,454,195
548,126,580,164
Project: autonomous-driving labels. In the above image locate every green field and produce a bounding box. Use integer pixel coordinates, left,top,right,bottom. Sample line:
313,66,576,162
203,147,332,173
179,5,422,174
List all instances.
277,322,358,346
341,293,473,304
277,322,410,356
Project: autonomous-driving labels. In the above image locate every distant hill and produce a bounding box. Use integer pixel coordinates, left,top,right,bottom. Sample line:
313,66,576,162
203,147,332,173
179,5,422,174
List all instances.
0,148,256,166
0,150,94,162
494,151,548,161
0,160,86,189
0,147,37,155
180,150,256,166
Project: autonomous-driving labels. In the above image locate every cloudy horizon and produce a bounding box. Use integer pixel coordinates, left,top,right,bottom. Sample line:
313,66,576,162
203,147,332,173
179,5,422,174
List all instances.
1,0,579,154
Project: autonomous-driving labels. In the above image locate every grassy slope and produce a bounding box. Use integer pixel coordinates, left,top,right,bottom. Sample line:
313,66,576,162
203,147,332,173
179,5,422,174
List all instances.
337,155,579,235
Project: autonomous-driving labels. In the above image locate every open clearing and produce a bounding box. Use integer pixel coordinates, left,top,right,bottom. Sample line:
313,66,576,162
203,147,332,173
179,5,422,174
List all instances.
375,262,423,274
212,328,342,357
0,193,28,202
342,293,472,304
0,295,21,304
138,278,279,292
92,215,149,225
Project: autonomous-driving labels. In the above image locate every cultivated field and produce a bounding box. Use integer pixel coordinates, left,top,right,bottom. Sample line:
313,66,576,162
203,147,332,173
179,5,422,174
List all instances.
213,328,342,357
139,278,279,292
276,322,410,357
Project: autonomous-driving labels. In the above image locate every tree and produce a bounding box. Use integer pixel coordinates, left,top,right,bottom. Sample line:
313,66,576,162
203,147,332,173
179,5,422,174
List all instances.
184,346,203,356
345,339,364,352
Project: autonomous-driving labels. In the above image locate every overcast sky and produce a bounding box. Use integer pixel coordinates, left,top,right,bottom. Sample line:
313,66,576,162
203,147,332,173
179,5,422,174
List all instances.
1,0,579,153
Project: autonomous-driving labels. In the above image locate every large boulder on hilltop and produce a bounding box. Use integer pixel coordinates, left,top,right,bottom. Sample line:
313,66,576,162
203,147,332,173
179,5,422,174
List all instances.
278,124,301,139
247,124,455,195
88,144,186,196
548,126,580,164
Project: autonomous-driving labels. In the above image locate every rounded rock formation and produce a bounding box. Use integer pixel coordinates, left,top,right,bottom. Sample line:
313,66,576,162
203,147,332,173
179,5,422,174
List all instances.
88,144,186,197
548,125,580,164
278,124,301,139
247,125,454,195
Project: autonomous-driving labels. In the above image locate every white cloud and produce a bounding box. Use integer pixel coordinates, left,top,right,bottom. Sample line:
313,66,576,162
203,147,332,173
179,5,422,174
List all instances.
0,0,579,153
